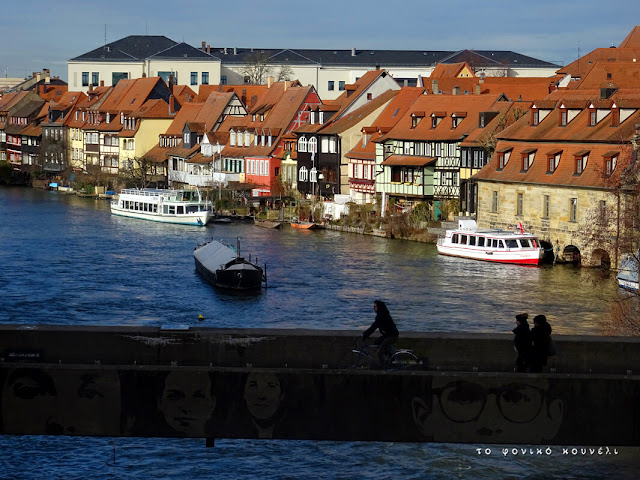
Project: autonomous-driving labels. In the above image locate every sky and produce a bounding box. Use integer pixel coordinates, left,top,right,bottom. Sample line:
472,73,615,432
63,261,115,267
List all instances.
1,0,639,82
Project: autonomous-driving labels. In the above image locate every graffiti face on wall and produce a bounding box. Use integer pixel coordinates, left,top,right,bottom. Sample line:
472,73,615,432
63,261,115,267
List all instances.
1,368,121,435
157,371,216,437
412,376,564,444
243,372,284,438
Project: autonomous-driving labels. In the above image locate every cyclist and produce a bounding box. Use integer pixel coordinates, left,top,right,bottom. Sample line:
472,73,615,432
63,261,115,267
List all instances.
362,300,399,367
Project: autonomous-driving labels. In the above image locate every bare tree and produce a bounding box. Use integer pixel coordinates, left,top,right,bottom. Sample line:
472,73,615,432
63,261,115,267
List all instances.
120,156,154,188
275,64,294,82
242,52,274,85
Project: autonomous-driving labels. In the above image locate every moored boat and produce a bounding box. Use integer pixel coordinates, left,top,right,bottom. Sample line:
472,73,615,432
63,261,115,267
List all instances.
111,188,213,226
617,253,639,291
290,220,317,230
193,239,266,290
436,219,543,266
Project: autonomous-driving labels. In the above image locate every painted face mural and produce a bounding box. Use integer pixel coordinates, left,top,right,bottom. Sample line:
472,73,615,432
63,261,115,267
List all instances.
243,372,284,438
412,376,563,444
1,368,121,435
157,371,216,436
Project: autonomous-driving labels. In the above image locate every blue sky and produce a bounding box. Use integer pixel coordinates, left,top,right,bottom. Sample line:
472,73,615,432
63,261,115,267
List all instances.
1,0,639,81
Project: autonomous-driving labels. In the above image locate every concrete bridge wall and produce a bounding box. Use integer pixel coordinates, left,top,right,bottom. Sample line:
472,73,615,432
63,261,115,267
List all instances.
0,326,639,445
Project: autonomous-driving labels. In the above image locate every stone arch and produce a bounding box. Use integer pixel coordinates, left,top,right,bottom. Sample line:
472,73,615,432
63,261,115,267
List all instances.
562,245,582,265
590,248,611,269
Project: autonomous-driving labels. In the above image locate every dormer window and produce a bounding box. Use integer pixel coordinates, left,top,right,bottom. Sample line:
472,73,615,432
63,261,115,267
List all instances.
496,147,512,169
532,109,539,126
183,132,189,144
521,148,536,172
412,117,420,128
560,110,567,126
604,151,619,176
230,130,236,147
546,150,562,173
75,111,78,121
260,114,264,122
319,112,324,124
574,150,589,174
310,111,316,124
244,131,250,146
431,117,437,128
120,112,124,124
252,114,256,122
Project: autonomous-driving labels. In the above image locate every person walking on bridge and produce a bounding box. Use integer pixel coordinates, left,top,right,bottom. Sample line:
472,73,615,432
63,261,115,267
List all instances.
362,300,399,367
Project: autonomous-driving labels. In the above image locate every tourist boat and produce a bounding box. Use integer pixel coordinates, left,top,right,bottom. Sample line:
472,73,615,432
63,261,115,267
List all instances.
254,218,282,229
111,188,213,226
436,219,543,266
290,220,317,230
617,253,639,291
193,239,266,290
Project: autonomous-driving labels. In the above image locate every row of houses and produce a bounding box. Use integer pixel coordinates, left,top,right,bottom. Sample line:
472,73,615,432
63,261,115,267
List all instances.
3,27,640,267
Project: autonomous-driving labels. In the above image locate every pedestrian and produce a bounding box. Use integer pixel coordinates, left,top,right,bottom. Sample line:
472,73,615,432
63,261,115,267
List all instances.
512,313,531,372
362,300,399,367
530,314,552,373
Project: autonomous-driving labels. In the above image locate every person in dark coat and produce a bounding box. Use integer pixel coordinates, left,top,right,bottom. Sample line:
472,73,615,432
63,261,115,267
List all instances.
362,300,399,366
530,314,552,373
512,313,532,372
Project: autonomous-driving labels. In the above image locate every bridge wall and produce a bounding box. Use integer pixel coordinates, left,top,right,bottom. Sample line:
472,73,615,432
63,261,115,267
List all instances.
0,326,639,445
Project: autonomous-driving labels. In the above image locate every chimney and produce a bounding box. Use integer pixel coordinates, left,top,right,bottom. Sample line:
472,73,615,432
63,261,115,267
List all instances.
202,41,206,51
267,76,275,88
169,95,175,115
453,85,460,95
431,79,438,94
206,44,211,54
100,80,104,87
142,72,147,78
88,84,94,93
351,48,356,57
168,74,175,91
284,80,292,91
234,47,237,55
475,83,481,95
218,84,223,92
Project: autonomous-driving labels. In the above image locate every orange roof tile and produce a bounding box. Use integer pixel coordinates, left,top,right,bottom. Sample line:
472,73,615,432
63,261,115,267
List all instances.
381,155,436,166
619,26,640,48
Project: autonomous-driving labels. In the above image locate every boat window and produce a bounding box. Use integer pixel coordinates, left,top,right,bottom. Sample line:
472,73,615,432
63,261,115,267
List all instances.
477,237,485,247
532,239,537,248
498,240,505,249
469,236,476,246
506,239,519,248
452,234,458,243
520,239,531,248
163,205,169,214
491,239,498,248
169,206,176,215
152,205,158,213
177,206,184,215
460,235,467,245
135,202,139,211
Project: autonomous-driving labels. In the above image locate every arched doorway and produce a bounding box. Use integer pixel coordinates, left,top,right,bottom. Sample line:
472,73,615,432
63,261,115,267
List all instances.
590,248,611,269
562,245,582,265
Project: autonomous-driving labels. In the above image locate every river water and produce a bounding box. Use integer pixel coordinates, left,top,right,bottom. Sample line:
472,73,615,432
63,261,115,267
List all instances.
0,187,637,479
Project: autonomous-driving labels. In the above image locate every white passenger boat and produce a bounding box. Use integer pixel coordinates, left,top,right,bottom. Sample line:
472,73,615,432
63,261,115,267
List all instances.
436,219,543,266
617,253,639,291
111,188,213,226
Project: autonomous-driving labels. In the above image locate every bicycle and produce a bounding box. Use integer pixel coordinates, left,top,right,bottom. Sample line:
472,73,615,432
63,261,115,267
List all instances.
339,338,421,370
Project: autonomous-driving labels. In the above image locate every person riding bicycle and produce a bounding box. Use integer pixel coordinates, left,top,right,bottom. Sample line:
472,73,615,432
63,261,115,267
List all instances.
362,300,399,367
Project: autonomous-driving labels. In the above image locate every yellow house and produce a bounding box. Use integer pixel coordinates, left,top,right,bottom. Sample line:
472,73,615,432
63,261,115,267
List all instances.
119,99,175,171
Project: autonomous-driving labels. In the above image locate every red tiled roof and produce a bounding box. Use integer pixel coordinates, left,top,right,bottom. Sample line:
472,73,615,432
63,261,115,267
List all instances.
473,141,632,189
619,26,640,48
429,62,472,78
319,90,397,135
163,103,203,136
141,144,170,163
129,98,173,119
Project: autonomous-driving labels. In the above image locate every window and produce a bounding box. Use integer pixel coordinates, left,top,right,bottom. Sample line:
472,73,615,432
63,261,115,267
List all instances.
112,72,128,86
221,76,227,85
532,110,539,126
82,72,89,87
202,72,209,85
244,131,250,146
328,81,335,91
517,193,524,216
329,137,336,153
230,130,236,146
589,110,596,126
431,117,438,129
575,152,589,174
339,81,345,91
390,167,401,182
569,198,578,222
543,195,550,218
308,137,317,153
560,110,567,126
321,137,329,153
310,167,317,183
605,155,618,175
191,72,198,85
435,143,441,156
452,116,461,128
299,166,308,182
91,72,99,86
491,191,498,213
367,93,372,100
462,150,470,168
548,152,561,173
404,142,412,155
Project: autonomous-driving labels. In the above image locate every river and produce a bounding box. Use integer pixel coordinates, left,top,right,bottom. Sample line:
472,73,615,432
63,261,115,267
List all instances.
0,187,637,479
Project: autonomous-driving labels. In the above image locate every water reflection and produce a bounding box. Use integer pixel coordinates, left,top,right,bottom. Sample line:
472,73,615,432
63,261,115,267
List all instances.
0,187,618,334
